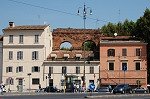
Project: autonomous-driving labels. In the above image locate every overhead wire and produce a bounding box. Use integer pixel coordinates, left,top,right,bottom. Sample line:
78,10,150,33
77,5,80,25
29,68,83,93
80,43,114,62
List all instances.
8,0,109,23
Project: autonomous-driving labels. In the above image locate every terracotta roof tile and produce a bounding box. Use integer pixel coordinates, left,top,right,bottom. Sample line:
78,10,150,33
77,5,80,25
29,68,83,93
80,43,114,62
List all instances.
3,25,49,30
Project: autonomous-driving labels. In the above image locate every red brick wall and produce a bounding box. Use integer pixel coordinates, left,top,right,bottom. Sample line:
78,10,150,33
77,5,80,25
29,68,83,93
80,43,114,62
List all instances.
52,28,102,50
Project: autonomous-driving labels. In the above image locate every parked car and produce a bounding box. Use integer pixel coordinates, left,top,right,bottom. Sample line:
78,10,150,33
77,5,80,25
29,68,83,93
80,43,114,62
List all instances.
44,86,58,92
95,87,110,93
113,84,132,94
132,87,149,93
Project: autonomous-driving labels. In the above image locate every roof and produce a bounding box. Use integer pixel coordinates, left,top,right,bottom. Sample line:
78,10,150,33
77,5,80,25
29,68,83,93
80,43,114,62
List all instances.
3,25,49,31
101,36,131,40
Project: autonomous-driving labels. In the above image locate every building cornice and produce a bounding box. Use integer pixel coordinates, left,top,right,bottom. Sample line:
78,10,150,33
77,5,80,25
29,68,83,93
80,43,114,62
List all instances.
3,45,44,48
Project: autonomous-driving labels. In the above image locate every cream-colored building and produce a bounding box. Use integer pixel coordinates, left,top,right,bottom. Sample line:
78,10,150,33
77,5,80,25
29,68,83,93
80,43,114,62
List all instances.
2,22,52,92
0,36,3,84
2,23,101,92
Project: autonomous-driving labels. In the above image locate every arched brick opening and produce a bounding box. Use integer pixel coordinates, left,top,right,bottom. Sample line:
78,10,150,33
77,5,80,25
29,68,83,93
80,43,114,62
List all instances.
53,28,102,50
52,28,103,59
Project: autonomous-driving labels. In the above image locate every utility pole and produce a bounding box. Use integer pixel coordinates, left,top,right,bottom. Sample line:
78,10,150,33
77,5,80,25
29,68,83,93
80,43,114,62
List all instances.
77,3,92,89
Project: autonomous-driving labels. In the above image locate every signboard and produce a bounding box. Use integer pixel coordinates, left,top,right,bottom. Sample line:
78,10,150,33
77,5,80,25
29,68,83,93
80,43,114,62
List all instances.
122,65,127,71
89,83,95,91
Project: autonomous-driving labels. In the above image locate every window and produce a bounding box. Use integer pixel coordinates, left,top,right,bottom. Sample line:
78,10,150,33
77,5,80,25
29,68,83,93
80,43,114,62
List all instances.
6,67,13,73
136,48,141,56
135,62,140,70
9,51,13,60
16,66,23,73
19,35,23,43
122,48,127,56
109,62,114,70
62,67,67,74
9,35,13,43
35,35,39,43
32,66,40,72
76,67,80,74
32,51,38,60
32,78,40,85
49,67,53,74
122,62,127,71
90,67,94,74
107,49,115,57
17,51,23,60
6,78,14,85
18,79,23,85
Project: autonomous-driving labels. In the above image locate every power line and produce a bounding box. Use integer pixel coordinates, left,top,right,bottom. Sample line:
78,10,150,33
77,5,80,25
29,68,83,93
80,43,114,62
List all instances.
8,0,109,23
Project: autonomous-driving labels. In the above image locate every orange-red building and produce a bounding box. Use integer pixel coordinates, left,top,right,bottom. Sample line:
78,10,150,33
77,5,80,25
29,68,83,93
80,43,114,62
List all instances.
100,36,147,88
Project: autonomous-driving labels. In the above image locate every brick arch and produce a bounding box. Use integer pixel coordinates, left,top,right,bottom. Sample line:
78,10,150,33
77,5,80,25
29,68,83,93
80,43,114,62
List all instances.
81,40,97,50
60,41,72,49
52,28,102,51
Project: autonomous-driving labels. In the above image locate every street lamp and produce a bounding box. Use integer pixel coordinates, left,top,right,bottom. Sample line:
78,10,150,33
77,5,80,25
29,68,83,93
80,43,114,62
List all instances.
27,73,31,92
77,4,92,89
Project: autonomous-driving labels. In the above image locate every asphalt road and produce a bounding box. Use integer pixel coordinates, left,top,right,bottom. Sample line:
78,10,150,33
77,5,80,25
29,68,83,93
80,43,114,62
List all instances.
0,92,150,99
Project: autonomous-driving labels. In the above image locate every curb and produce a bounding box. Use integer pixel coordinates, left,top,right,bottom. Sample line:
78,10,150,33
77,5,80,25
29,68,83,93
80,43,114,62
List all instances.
85,94,150,98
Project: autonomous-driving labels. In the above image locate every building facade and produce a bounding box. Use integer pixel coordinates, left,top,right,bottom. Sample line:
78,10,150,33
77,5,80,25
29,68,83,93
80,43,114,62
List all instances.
2,22,52,91
0,36,3,84
100,37,147,88
43,28,102,91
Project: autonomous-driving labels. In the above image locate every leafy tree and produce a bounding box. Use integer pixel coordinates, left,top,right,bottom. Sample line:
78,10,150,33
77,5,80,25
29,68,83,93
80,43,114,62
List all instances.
134,8,150,43
101,20,135,36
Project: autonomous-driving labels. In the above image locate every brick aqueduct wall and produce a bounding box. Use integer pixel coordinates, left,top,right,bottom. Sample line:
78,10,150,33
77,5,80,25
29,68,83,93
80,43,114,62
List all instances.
52,28,103,51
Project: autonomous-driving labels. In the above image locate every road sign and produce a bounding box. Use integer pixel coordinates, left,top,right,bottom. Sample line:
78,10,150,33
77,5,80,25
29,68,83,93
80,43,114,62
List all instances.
123,65,127,71
89,83,95,91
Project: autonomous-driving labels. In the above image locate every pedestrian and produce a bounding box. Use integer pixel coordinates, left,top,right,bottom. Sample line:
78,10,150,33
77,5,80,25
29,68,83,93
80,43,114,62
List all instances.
39,84,41,90
108,85,112,93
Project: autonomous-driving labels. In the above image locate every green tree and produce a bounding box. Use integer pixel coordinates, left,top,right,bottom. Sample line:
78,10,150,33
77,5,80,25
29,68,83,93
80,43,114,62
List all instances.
134,8,150,42
101,20,135,36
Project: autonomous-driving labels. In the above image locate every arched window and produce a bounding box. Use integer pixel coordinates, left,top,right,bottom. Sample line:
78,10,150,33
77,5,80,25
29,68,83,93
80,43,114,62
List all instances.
6,77,14,85
107,49,115,57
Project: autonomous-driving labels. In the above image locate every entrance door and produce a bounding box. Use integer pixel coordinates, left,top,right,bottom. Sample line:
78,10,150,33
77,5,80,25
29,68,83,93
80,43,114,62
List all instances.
49,79,53,86
17,78,23,92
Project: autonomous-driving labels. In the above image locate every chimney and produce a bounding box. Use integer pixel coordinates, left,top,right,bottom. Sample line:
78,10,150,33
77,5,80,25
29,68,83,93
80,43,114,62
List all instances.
9,22,15,27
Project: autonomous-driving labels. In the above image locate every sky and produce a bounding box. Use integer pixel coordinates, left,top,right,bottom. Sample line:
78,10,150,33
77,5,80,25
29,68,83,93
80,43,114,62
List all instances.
0,0,150,34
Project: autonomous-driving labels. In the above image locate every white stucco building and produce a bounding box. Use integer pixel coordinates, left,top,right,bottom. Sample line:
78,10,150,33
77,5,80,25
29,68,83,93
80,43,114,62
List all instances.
2,23,100,92
2,22,52,91
0,36,3,84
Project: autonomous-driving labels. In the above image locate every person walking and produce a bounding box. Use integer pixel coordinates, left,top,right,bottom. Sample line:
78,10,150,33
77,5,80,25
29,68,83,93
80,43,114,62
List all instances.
39,84,41,90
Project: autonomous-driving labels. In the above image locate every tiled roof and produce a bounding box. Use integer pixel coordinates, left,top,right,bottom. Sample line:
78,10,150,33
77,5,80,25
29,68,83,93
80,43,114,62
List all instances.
101,36,131,40
3,25,49,30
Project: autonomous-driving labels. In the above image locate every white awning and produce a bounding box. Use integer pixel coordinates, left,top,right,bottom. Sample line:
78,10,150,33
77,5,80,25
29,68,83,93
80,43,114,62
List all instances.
64,54,69,58
50,54,57,58
76,54,82,58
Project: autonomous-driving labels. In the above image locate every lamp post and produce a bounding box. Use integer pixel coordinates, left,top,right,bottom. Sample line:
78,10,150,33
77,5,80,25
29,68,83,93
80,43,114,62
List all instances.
77,4,92,89
27,73,31,92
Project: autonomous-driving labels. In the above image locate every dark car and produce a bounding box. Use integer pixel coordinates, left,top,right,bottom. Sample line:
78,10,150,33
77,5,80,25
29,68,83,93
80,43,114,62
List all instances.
44,86,58,92
95,87,110,93
113,84,132,94
132,87,149,93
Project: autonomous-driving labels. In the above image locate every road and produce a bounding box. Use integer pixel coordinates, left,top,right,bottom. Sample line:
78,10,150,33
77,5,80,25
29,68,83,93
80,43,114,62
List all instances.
0,92,150,99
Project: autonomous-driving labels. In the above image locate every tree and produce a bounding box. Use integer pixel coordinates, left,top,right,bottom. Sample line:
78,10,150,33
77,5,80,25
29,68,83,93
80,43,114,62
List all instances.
101,20,135,36
134,8,150,43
